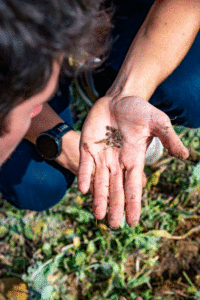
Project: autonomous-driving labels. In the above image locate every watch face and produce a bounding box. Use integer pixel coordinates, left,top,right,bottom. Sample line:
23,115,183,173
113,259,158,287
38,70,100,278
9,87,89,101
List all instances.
36,135,59,160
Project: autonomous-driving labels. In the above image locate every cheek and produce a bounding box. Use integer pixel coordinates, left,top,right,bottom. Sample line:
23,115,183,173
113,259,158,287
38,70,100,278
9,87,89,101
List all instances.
6,114,32,145
0,115,32,166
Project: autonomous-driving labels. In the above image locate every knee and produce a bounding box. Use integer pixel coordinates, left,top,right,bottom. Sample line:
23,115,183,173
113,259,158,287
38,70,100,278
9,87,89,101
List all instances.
23,168,75,211
1,166,75,211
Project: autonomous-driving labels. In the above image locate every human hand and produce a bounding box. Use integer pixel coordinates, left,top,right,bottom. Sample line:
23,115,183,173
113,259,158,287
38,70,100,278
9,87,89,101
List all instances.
56,130,95,193
78,96,189,228
55,130,80,176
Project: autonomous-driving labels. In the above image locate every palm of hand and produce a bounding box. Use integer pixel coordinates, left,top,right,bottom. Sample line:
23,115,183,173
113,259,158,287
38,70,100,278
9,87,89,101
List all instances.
78,96,189,228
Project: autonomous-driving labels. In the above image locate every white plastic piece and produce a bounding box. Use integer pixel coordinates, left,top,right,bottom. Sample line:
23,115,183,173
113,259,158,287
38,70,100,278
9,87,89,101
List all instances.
145,137,164,165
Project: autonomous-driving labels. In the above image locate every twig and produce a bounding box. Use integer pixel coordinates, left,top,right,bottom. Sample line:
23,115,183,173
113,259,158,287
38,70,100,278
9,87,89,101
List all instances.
145,225,200,240
0,254,13,267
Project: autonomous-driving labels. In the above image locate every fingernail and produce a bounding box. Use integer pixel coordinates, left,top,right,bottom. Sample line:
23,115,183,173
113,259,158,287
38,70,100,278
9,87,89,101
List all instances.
128,219,139,227
175,150,189,160
109,224,120,230
129,223,138,227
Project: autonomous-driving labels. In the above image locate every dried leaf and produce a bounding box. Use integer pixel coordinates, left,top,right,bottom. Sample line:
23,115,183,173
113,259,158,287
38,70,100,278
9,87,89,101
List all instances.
0,277,28,300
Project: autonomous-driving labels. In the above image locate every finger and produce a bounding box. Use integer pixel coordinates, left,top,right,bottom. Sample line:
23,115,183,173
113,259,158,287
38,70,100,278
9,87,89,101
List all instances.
93,163,109,220
125,166,143,227
120,143,146,227
78,144,94,194
118,297,127,300
107,166,125,229
152,113,189,160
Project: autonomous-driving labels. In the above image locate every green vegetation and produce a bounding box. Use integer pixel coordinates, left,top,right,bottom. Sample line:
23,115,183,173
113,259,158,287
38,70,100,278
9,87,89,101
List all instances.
1,85,200,299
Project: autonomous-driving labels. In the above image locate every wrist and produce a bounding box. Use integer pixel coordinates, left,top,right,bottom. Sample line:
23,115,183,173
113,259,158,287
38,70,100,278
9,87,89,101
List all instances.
55,130,80,176
120,60,161,101
36,122,74,160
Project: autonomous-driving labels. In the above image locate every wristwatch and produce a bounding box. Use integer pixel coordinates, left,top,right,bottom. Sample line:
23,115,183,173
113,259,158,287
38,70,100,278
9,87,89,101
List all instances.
36,122,74,160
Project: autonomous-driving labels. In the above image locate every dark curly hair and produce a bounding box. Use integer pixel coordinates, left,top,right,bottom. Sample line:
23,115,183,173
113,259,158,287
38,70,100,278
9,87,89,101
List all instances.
0,0,113,134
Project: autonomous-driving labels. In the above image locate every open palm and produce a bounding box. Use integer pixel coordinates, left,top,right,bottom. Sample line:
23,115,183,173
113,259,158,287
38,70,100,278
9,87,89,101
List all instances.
78,96,189,228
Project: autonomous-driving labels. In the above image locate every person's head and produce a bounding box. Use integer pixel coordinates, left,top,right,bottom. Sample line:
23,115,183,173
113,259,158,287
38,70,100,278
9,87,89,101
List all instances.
0,0,112,165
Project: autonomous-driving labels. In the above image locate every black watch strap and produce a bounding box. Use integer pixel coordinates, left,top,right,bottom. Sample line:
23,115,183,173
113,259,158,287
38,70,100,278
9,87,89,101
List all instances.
45,122,74,137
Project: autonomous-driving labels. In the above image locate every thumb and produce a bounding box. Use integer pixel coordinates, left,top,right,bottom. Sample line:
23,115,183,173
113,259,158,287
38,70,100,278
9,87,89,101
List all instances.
152,113,189,160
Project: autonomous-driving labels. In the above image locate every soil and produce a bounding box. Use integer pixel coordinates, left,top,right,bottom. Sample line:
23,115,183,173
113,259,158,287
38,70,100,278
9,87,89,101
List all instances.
151,216,200,299
124,216,200,299
146,156,200,299
122,154,200,299
95,126,123,148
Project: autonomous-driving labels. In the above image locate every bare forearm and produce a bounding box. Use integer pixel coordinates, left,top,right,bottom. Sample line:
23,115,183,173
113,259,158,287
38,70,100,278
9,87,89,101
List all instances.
108,0,200,100
25,103,64,144
25,103,80,175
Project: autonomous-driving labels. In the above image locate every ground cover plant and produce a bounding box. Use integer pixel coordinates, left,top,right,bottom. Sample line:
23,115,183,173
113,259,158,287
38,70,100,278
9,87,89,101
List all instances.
0,82,200,299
